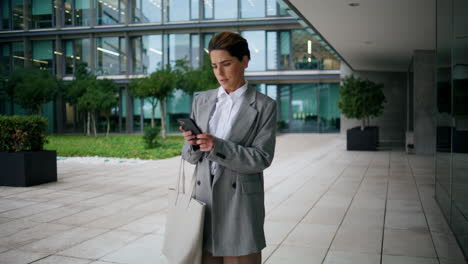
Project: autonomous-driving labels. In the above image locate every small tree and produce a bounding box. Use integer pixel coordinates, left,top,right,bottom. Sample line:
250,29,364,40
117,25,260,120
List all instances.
95,79,118,137
338,75,386,130
129,78,159,129
8,67,58,115
130,64,176,140
176,55,218,98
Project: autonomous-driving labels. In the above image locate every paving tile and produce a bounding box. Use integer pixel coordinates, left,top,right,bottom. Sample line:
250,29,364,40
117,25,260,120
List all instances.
381,255,438,264
387,199,423,213
385,211,428,231
264,221,296,245
341,208,384,229
19,226,108,254
431,231,466,261
0,249,48,264
0,222,73,248
117,212,166,235
0,199,37,213
323,250,380,264
302,207,347,226
100,234,164,264
30,255,92,264
0,219,40,237
383,229,436,258
264,245,327,264
283,223,337,249
330,226,383,254
58,230,141,259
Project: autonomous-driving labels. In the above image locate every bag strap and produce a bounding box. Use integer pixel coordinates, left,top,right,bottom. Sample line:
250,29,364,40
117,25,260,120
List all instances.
175,158,199,207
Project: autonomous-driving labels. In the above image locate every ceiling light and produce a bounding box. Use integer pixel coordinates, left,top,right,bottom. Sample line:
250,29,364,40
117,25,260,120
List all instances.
54,51,63,55
349,3,360,7
149,48,163,55
97,47,120,56
307,40,312,54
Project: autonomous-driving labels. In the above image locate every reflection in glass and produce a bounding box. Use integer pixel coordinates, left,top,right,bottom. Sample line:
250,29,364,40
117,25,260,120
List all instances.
280,31,291,69
12,42,24,68
191,0,199,19
64,0,92,26
96,37,126,75
132,35,163,74
203,33,214,49
167,0,189,21
204,0,213,19
266,31,278,70
266,0,277,16
0,44,11,73
13,0,24,29
31,0,53,28
32,40,54,72
64,39,91,75
214,0,237,19
132,0,162,23
241,0,265,18
191,34,200,68
242,31,265,71
167,34,190,65
291,29,339,70
290,84,318,132
319,83,340,132
167,89,191,132
2,0,11,30
96,0,124,25
279,85,290,130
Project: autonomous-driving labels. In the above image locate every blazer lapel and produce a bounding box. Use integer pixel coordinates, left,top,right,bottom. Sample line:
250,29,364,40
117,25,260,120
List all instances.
226,86,258,143
196,90,217,133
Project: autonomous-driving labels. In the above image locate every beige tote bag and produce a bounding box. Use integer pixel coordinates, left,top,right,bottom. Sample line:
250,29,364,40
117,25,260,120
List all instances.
162,159,206,264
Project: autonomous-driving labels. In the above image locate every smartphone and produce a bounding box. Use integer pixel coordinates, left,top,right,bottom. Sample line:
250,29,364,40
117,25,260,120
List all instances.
178,118,203,150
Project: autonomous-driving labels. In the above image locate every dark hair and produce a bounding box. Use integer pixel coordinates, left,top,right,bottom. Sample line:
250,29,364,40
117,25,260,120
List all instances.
208,32,250,61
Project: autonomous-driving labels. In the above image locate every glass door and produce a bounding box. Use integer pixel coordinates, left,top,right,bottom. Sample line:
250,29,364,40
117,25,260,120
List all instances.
290,84,318,132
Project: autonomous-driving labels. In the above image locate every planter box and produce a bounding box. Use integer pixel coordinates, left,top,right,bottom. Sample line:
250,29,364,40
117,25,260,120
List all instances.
347,126,379,151
0,150,57,187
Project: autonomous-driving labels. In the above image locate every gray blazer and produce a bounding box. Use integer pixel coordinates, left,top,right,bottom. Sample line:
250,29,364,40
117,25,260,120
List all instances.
181,86,277,257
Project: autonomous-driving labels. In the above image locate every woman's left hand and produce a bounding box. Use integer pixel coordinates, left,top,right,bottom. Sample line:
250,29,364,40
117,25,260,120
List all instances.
196,133,215,152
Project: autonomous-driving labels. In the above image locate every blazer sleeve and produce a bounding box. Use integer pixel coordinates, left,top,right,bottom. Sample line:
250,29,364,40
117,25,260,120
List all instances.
181,96,204,164
205,100,277,174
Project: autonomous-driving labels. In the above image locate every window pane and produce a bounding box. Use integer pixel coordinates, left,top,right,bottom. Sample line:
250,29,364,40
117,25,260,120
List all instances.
191,0,199,19
191,34,200,68
280,31,290,69
132,35,162,74
96,0,122,25
64,0,73,26
32,40,53,72
65,40,74,74
214,0,237,19
279,85,290,126
242,31,266,71
241,0,265,18
203,33,214,49
1,44,11,73
168,34,190,65
292,29,339,70
132,0,162,23
2,0,11,30
75,0,92,26
168,0,189,21
267,32,277,70
291,83,318,132
31,0,53,28
319,83,340,132
266,0,277,16
266,84,277,100
204,0,213,19
96,37,125,75
13,0,24,29
12,42,24,68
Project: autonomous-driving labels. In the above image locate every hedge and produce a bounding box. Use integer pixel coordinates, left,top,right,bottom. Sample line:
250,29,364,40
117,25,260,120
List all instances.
0,115,48,152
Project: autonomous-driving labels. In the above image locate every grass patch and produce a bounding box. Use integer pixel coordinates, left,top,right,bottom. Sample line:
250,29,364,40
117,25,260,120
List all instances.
45,134,185,160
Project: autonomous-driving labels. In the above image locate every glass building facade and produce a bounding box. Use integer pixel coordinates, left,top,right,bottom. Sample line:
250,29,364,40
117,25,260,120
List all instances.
0,0,341,134
435,0,468,258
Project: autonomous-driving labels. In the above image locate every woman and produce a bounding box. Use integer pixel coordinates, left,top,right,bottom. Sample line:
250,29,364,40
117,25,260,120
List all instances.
180,32,277,264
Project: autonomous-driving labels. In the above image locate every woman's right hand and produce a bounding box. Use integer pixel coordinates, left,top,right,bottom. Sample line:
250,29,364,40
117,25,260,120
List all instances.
179,126,198,147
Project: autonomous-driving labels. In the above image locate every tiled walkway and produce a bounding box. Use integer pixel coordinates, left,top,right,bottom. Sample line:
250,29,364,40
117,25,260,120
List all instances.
0,134,465,264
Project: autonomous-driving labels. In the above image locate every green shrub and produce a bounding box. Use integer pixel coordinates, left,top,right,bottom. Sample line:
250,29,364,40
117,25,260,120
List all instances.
143,126,160,149
0,115,48,152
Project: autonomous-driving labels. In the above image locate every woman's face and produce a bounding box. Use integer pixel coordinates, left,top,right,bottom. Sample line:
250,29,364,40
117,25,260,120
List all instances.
210,49,249,93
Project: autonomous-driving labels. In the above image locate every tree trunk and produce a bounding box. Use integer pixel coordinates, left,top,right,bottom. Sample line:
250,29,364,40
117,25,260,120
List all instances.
160,98,167,140
86,111,90,136
361,119,365,131
106,115,110,137
9,97,14,115
151,105,155,128
92,112,97,137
